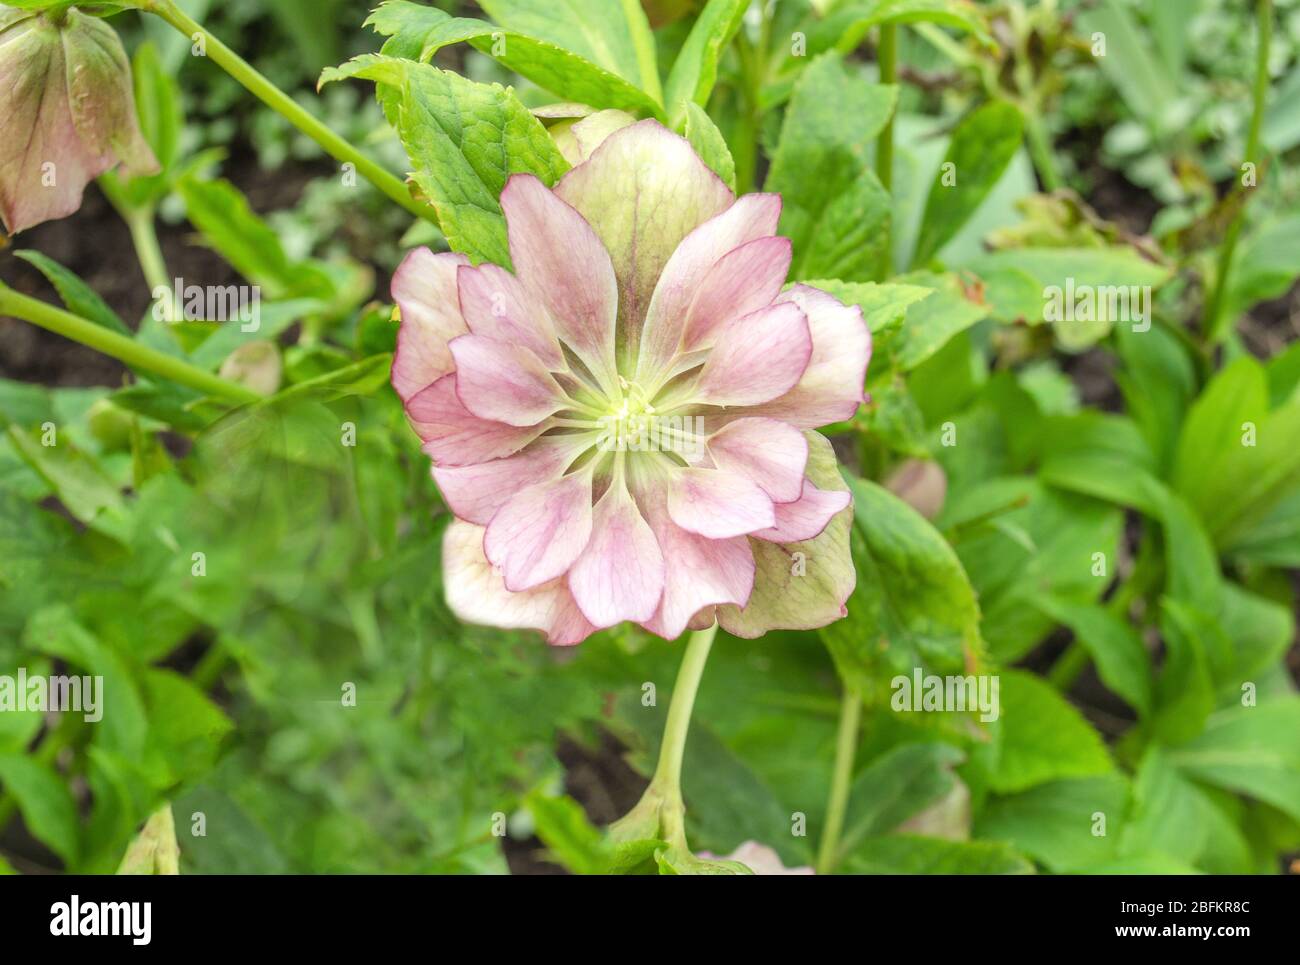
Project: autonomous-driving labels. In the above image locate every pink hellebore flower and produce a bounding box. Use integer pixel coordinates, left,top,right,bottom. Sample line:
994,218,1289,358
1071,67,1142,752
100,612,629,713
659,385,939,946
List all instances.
393,120,869,645
0,6,157,235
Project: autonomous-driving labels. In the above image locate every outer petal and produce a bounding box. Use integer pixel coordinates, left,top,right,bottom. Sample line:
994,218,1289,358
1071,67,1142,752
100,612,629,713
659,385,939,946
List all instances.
637,486,754,640
635,193,782,383
568,482,665,626
551,109,637,165
0,10,157,235
666,467,775,539
707,417,808,504
681,236,792,353
432,434,585,525
717,432,855,637
751,479,851,542
501,174,619,391
456,262,563,369
695,303,812,408
406,375,544,466
484,471,594,592
555,119,734,369
391,248,471,403
444,520,597,646
745,285,871,429
448,334,566,427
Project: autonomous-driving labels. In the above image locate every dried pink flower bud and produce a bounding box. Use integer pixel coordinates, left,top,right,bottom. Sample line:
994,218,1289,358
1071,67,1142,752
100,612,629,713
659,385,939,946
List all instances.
394,121,871,644
0,7,158,235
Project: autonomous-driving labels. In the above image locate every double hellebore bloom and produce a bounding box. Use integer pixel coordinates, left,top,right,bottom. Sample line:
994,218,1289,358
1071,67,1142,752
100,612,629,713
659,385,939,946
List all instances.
393,120,869,644
0,6,157,235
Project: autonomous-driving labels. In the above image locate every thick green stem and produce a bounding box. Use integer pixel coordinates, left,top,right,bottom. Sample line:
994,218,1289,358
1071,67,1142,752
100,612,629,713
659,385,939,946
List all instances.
1022,107,1063,191
816,687,861,875
621,0,664,107
1204,0,1273,343
876,25,897,278
651,623,717,802
142,0,434,224
876,25,897,192
610,623,718,852
0,285,261,404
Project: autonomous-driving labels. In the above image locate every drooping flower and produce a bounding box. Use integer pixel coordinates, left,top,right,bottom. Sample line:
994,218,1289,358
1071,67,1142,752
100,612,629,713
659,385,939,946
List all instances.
393,120,869,644
0,6,158,235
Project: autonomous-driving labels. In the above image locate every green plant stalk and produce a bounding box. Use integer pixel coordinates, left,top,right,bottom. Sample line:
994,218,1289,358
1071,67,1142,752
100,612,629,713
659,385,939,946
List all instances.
0,285,261,404
876,25,897,193
816,687,862,874
620,0,664,106
123,207,175,312
610,623,718,852
1022,107,1063,191
142,0,435,224
651,623,717,805
1204,0,1273,343
875,25,898,279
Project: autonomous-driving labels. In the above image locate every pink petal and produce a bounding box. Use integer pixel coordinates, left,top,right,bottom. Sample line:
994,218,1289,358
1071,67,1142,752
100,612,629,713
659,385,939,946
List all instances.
751,480,851,542
432,435,584,525
681,236,792,352
390,248,471,403
637,486,754,639
707,418,808,504
448,334,566,427
747,285,871,428
484,471,594,592
456,262,563,369
635,193,782,383
555,120,735,371
500,174,619,391
666,467,775,539
444,520,597,646
695,303,812,407
406,375,545,466
568,482,665,625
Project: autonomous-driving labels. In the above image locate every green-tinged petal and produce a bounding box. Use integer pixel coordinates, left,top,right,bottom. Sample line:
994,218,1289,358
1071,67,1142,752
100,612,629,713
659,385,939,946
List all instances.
717,431,855,636
555,119,733,371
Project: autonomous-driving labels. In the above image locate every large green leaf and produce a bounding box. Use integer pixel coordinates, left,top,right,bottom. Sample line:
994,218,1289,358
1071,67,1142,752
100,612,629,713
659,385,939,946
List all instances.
663,0,747,124
0,754,79,865
976,775,1130,872
478,0,661,96
821,476,982,700
841,834,1032,874
365,1,663,117
320,56,569,266
1168,698,1300,823
1172,357,1300,545
766,54,896,282
912,100,1023,266
1032,597,1153,717
988,670,1113,794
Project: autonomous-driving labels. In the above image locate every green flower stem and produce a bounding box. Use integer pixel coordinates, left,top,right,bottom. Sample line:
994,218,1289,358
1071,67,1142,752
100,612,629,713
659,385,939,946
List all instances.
0,284,261,404
875,24,897,192
141,0,436,224
652,623,717,805
1022,107,1063,192
610,622,718,851
1204,0,1273,343
815,686,862,875
621,0,664,107
125,208,172,302
876,24,897,278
